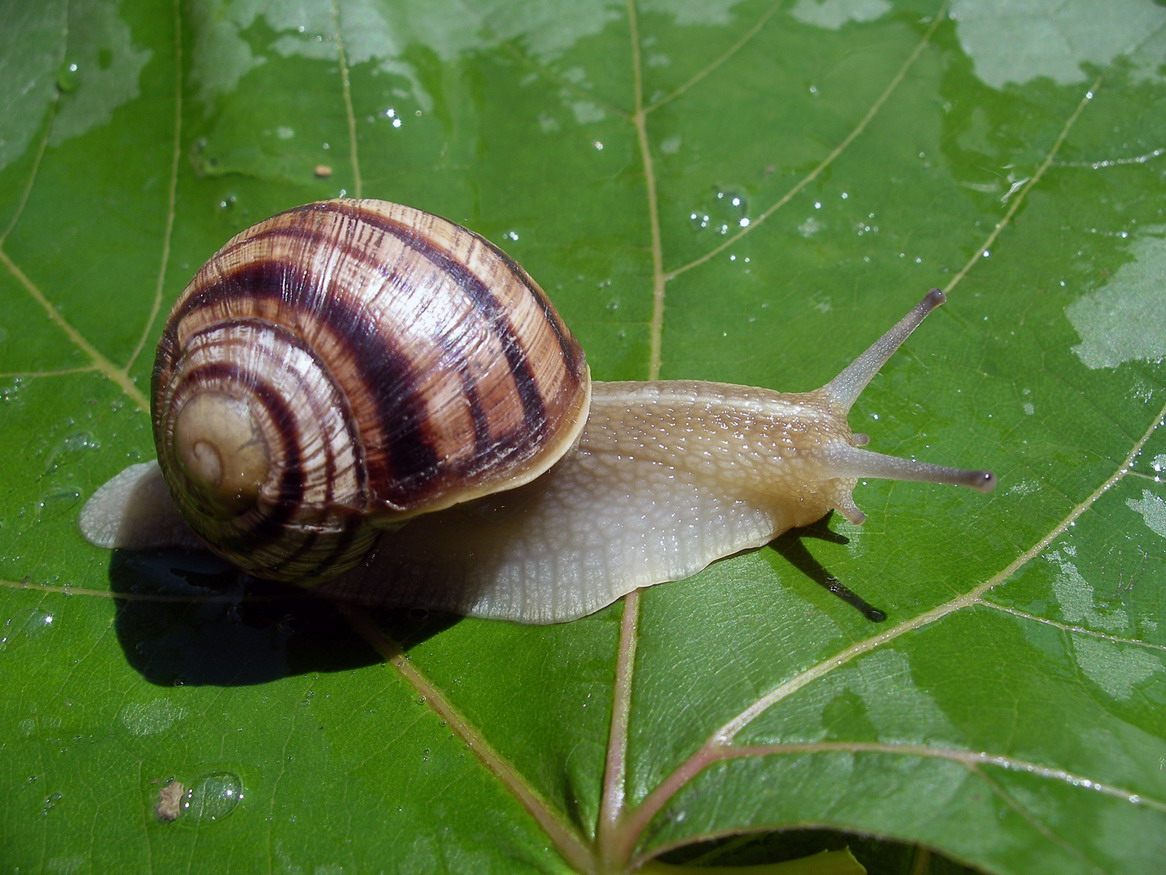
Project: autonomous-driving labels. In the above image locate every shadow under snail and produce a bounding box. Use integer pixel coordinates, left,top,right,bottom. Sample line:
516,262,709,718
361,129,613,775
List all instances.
80,199,996,623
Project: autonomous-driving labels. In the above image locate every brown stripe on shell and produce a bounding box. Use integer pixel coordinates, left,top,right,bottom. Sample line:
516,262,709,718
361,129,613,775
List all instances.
460,370,492,458
333,199,588,404
314,201,556,441
334,200,591,499
477,238,584,377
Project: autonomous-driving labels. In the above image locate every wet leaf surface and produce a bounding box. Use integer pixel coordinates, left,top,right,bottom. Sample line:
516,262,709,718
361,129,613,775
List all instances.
2,1,1164,872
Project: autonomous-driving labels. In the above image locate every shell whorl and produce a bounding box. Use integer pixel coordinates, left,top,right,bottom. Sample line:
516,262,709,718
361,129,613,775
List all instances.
152,199,590,582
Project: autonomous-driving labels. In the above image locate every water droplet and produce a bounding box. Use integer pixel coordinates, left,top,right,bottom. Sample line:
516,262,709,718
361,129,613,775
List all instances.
42,792,63,815
0,608,56,651
184,772,244,823
798,216,821,237
57,62,80,93
43,432,98,474
37,488,81,521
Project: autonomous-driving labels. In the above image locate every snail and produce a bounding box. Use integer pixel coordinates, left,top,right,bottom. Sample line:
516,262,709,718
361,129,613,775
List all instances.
80,199,996,624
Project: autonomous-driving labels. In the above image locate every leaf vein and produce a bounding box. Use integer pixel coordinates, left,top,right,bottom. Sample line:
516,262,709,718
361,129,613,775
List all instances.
665,2,950,281
981,602,1166,652
720,742,1165,813
645,0,785,114
340,606,595,873
0,248,148,410
125,0,184,375
332,0,362,198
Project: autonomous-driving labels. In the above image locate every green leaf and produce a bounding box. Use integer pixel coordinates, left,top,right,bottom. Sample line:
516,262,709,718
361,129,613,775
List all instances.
2,1,1164,872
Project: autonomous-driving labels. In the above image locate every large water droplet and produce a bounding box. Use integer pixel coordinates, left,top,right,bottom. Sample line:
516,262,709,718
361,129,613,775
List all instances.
57,61,80,93
43,432,98,474
0,608,57,651
37,488,81,521
184,772,244,823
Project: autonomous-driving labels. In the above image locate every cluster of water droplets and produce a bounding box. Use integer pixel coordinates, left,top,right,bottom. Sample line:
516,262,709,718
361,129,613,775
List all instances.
689,189,752,236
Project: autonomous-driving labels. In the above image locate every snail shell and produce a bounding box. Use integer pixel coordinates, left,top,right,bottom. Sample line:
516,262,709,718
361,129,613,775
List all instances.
81,199,995,623
149,200,589,582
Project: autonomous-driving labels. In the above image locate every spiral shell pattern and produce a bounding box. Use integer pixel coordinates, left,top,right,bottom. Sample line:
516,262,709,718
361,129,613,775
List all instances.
152,199,590,583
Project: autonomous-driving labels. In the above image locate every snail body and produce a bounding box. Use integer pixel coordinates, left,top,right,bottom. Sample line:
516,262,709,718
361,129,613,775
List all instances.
81,199,995,623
